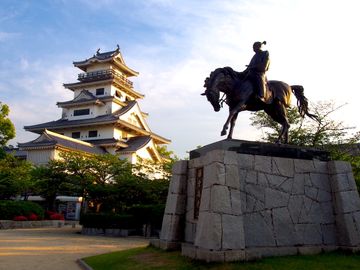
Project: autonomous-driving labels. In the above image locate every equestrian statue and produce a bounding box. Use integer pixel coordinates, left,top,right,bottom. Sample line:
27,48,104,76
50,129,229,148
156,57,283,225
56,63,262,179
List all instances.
201,41,318,144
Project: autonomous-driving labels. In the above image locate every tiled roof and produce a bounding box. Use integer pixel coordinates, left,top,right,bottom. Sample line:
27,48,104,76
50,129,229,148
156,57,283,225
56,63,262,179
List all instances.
117,136,151,152
18,130,106,155
73,49,119,65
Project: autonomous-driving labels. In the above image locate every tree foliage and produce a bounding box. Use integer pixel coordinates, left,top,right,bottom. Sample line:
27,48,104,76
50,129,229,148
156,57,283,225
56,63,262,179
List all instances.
0,154,33,200
251,101,360,148
0,102,16,146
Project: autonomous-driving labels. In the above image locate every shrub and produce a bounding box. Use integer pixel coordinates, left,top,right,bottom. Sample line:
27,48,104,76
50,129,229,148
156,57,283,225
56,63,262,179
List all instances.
80,213,135,229
28,213,38,221
128,204,165,229
13,215,28,221
49,213,64,220
0,200,44,220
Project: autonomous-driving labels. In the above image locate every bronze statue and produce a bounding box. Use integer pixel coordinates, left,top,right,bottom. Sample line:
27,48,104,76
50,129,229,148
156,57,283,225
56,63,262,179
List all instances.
245,41,270,103
201,66,318,143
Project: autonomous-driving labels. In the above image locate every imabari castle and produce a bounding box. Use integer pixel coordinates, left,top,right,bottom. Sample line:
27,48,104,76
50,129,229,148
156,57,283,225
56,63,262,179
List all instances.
18,46,170,165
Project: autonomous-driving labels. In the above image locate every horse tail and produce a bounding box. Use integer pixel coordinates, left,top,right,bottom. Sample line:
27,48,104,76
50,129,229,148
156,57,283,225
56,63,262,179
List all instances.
291,85,319,121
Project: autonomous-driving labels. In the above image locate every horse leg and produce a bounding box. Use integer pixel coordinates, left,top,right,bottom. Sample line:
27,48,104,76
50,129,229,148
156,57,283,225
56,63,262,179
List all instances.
265,101,289,144
221,104,246,137
227,112,239,139
275,103,290,144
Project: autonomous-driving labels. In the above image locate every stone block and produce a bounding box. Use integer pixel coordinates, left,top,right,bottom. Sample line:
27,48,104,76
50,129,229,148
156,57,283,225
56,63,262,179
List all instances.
181,243,197,258
331,173,355,193
245,194,256,213
258,172,268,187
246,184,265,202
334,190,360,214
210,185,232,214
317,190,332,202
170,174,187,194
272,157,295,177
230,189,243,215
224,150,239,165
224,250,246,262
279,179,293,193
297,246,322,255
196,248,225,262
187,176,195,197
288,195,303,223
273,207,298,246
225,164,240,189
244,212,276,247
321,224,337,245
194,212,222,250
172,160,188,175
294,159,317,173
296,224,322,246
328,160,352,174
249,246,298,258
336,213,360,246
313,160,328,173
305,186,318,201
292,174,305,195
310,173,331,192
222,214,245,250
184,222,196,243
159,240,181,250
199,187,210,212
254,155,272,174
319,202,335,223
203,149,225,165
245,170,257,184
164,193,186,215
203,162,225,188
237,154,255,169
160,214,182,242
267,175,288,189
265,188,289,209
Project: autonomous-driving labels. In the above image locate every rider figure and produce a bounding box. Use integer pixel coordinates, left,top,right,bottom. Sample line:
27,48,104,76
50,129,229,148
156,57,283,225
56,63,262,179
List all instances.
246,41,270,103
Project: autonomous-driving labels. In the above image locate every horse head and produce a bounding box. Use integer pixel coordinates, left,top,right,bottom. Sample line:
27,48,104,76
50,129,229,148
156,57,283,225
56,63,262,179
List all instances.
201,68,231,112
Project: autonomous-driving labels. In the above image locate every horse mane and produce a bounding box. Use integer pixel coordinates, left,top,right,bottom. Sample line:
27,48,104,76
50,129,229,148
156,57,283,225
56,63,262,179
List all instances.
206,66,244,89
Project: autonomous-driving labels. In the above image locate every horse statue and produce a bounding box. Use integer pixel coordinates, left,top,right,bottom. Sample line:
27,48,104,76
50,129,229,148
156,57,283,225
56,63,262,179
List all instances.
201,67,318,143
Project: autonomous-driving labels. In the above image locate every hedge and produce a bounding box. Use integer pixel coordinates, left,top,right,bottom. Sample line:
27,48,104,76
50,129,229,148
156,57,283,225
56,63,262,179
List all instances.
0,200,44,220
80,204,165,230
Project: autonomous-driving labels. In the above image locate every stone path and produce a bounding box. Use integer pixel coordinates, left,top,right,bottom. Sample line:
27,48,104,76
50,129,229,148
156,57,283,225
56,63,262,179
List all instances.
0,226,149,270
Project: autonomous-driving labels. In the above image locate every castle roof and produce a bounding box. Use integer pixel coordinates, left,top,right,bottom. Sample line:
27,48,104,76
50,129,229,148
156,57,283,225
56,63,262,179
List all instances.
73,46,139,77
24,101,170,145
18,130,106,155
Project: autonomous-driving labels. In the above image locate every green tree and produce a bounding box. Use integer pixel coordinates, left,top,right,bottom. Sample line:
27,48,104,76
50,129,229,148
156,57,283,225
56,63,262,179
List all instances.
251,101,360,147
32,160,70,210
0,154,33,200
0,102,16,146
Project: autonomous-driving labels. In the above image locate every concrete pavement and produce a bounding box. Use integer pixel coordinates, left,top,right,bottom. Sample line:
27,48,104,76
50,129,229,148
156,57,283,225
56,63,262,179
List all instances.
0,226,149,270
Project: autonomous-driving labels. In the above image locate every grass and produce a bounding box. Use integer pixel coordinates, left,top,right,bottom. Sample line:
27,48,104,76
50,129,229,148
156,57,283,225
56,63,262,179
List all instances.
83,246,360,270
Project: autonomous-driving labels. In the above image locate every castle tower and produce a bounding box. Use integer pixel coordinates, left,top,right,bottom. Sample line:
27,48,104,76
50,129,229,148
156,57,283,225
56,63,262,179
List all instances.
19,46,170,165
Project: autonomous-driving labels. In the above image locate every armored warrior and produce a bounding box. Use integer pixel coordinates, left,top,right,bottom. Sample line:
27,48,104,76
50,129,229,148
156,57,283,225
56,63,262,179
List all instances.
246,41,270,103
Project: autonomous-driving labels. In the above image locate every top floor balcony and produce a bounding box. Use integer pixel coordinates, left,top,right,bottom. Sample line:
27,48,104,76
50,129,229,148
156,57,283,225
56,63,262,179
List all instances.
78,69,133,88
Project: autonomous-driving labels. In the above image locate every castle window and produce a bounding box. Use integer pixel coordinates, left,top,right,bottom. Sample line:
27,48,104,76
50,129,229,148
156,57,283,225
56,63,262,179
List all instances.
74,108,90,116
88,130,98,138
72,132,81,139
96,88,105,95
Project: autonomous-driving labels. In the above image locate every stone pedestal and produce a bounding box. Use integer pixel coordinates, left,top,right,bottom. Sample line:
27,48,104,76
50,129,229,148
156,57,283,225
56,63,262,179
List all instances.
151,139,360,262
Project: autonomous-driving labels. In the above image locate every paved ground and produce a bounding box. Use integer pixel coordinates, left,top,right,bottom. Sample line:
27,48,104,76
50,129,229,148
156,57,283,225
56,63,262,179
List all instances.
0,226,149,270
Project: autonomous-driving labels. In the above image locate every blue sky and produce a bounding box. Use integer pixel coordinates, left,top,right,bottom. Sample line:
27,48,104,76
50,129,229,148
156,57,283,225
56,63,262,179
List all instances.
1,0,360,158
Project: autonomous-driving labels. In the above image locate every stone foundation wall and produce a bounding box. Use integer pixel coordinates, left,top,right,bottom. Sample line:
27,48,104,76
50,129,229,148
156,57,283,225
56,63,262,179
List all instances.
152,145,360,262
